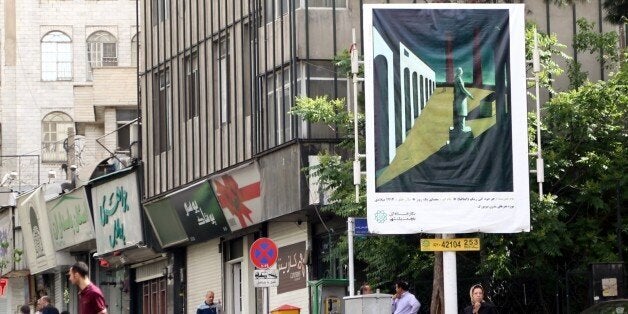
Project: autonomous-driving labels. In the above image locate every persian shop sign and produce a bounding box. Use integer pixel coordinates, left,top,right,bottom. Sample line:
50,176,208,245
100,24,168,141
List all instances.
91,171,143,254
17,186,74,274
47,187,95,251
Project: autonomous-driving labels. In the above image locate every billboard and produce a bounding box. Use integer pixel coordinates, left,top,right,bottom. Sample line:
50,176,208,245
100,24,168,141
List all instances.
364,4,530,233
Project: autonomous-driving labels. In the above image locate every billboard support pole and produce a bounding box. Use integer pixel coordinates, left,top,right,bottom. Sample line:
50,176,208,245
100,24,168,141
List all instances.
351,28,365,203
529,28,544,200
442,234,458,314
348,217,355,296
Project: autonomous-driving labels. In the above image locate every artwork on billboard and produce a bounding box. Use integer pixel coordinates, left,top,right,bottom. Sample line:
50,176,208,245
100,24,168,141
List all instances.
91,170,143,254
211,163,262,231
47,187,95,251
364,4,530,233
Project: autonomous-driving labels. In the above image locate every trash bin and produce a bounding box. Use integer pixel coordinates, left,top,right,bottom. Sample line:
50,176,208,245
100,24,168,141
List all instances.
271,304,301,314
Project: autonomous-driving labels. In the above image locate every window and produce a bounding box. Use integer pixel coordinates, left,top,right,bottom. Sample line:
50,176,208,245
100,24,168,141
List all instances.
152,0,170,25
153,69,171,154
116,109,138,152
185,53,199,119
42,112,73,163
87,31,118,81
215,38,229,125
41,31,72,81
131,34,139,67
265,0,293,21
308,0,346,8
265,67,294,145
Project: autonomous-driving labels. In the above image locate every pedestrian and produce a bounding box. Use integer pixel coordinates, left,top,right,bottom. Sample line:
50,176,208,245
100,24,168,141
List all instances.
391,280,420,314
37,296,60,314
360,283,373,295
197,290,222,314
67,261,108,314
462,284,497,314
19,305,30,314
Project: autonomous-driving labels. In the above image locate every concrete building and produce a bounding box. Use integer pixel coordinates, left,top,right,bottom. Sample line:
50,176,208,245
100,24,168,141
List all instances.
137,1,617,314
0,0,137,313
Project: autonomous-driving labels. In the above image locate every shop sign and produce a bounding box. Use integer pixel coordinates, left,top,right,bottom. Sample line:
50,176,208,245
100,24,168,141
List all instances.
47,187,95,250
0,209,14,276
170,181,230,242
276,241,306,294
17,186,73,274
211,163,262,231
144,181,230,248
92,171,143,255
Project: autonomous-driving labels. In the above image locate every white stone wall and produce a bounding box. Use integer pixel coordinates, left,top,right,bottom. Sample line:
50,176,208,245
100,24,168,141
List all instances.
0,0,137,188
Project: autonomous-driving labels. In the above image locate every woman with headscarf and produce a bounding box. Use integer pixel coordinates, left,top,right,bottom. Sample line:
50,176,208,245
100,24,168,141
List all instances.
462,284,497,314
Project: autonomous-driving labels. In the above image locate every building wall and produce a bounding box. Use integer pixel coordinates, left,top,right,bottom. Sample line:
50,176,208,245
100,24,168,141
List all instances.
186,238,223,313
269,221,310,314
0,0,137,189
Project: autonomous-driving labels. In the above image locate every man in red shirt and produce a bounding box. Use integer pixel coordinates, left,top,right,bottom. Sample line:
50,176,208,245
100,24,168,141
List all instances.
68,261,108,314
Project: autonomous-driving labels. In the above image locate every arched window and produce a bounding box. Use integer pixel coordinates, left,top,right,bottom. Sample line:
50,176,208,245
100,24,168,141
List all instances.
87,31,118,80
41,31,72,81
131,33,139,67
42,112,74,163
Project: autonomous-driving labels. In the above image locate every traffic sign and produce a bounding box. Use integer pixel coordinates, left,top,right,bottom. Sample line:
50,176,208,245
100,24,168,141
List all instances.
354,218,369,236
254,269,279,287
250,237,278,269
420,238,480,251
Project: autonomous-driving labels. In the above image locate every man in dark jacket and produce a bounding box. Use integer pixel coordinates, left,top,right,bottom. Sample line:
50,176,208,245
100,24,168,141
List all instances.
197,291,222,314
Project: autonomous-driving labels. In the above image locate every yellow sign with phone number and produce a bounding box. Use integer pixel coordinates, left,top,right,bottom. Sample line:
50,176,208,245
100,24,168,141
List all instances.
420,238,481,251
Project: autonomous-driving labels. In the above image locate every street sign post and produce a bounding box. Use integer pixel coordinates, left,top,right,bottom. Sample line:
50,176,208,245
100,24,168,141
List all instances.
254,269,279,287
420,238,481,251
249,237,278,269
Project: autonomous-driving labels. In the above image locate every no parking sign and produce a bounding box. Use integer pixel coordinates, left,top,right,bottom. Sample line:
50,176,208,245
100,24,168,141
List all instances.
249,237,278,269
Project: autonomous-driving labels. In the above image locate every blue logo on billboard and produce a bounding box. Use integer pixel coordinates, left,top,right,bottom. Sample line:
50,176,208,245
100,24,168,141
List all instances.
374,211,387,223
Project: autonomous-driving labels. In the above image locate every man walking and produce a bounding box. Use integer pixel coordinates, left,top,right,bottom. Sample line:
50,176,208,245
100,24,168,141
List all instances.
67,261,108,314
391,280,420,314
197,291,222,314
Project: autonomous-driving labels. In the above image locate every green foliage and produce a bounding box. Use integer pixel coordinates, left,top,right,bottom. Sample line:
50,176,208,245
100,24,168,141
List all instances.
568,18,621,88
525,23,571,94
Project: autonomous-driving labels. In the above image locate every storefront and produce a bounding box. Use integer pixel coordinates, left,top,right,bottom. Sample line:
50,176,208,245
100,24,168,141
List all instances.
46,185,97,313
0,189,30,313
17,186,75,311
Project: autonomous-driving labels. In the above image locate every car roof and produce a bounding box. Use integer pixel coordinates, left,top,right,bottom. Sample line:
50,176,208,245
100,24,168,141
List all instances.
581,299,628,314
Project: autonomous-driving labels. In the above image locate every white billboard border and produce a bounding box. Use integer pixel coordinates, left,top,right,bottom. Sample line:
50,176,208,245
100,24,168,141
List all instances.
363,4,530,234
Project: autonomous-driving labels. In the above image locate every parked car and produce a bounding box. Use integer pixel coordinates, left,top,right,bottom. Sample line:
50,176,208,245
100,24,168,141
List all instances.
581,299,628,314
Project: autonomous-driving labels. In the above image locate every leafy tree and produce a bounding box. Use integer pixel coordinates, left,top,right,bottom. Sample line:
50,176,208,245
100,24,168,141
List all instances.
568,18,621,89
525,23,571,95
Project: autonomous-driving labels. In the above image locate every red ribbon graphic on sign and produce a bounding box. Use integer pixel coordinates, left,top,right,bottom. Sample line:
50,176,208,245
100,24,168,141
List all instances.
214,175,260,228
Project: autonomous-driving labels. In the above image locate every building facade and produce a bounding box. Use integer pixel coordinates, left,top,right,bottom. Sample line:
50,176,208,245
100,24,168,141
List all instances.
0,0,138,312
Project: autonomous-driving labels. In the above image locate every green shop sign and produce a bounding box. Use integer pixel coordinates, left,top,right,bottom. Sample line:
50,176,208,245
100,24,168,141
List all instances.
46,187,95,251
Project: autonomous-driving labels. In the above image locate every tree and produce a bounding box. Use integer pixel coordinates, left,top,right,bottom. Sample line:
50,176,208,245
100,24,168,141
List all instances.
568,18,621,89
